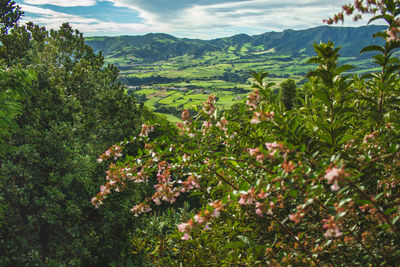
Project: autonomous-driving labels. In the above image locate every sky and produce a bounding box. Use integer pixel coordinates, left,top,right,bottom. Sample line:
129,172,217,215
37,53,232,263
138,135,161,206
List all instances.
15,0,372,39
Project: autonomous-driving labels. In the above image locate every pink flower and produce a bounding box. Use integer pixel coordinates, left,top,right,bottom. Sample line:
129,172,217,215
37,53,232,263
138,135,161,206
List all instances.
91,197,98,206
331,181,340,191
194,214,206,224
100,185,110,195
324,165,346,191
248,147,266,163
323,216,342,238
324,167,340,184
203,95,216,115
255,202,265,217
387,26,399,42
238,188,255,205
130,203,152,216
246,89,260,110
181,109,191,121
177,222,190,233
251,111,274,124
257,189,269,199
177,220,194,240
139,123,154,137
265,142,280,150
255,208,263,217
181,233,191,240
238,197,246,205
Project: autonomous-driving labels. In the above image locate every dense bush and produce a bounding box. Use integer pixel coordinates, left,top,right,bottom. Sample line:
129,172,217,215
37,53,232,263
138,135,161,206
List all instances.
94,1,400,265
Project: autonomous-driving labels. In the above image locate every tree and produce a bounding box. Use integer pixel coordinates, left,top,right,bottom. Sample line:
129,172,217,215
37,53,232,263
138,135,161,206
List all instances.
0,0,23,35
0,19,155,266
0,0,27,148
279,79,297,110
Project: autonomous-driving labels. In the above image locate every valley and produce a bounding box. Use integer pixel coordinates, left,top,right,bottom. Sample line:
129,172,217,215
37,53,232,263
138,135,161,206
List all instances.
86,25,387,121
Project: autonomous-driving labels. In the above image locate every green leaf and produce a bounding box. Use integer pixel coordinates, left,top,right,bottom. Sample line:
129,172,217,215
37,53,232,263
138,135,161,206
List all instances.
372,54,387,66
360,45,385,54
335,64,354,74
384,207,397,215
339,198,352,208
314,89,330,107
368,14,393,25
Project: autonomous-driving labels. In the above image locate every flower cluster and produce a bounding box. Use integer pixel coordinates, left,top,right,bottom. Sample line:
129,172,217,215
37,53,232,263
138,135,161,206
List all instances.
322,216,342,238
203,95,216,116
178,200,225,240
387,24,400,42
130,202,152,217
97,144,123,163
324,165,347,191
325,0,400,41
289,200,311,224
176,122,192,136
238,188,255,205
91,185,111,208
181,109,191,121
180,174,200,193
363,131,377,143
237,188,274,217
216,117,228,136
202,120,212,135
248,142,285,163
91,163,140,208
246,89,260,110
139,123,154,137
250,111,274,124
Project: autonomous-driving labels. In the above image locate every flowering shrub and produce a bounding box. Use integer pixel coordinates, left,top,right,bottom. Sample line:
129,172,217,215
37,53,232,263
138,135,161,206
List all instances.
93,1,400,265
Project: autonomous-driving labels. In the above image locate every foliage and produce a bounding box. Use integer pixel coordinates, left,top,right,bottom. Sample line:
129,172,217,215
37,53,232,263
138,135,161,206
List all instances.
0,0,22,34
0,6,155,266
0,66,34,148
279,79,297,110
93,1,400,265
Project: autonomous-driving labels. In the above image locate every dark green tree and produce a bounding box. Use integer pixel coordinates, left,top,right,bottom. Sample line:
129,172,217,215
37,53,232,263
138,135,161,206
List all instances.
0,0,23,35
0,18,155,266
280,79,297,110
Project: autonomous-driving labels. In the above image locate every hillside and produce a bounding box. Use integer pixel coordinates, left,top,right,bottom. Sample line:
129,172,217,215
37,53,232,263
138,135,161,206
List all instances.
86,25,385,62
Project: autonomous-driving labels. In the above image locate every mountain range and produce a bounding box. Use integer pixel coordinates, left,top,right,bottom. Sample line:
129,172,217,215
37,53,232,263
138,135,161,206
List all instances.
85,25,386,63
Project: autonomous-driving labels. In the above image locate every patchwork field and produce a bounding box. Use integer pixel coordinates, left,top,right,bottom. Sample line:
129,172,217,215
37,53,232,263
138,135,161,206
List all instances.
86,25,395,121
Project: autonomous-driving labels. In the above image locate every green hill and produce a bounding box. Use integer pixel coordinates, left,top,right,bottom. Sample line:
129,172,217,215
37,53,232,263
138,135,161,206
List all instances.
86,25,385,63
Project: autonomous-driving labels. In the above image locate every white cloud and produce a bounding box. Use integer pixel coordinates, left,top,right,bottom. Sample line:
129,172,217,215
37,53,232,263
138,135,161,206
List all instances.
20,4,165,35
19,0,379,38
101,0,159,26
154,0,370,38
98,0,374,38
23,0,96,7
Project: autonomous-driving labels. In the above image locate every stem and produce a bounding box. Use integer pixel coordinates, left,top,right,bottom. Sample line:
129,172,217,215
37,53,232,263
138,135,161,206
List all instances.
360,152,394,168
224,162,252,184
207,166,238,191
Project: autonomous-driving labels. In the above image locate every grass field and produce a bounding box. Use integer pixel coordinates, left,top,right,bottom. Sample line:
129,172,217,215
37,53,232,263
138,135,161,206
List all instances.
114,47,389,121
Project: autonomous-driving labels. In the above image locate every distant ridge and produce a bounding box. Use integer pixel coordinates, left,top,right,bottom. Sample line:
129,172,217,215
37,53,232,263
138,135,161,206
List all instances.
85,25,386,63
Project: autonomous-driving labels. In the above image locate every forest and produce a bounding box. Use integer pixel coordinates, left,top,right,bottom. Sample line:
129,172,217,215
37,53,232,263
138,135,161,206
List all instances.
1,0,400,266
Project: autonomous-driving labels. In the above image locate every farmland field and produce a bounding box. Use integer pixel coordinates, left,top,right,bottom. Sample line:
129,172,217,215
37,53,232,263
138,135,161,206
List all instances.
86,25,396,121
